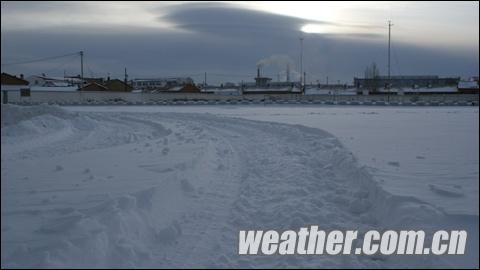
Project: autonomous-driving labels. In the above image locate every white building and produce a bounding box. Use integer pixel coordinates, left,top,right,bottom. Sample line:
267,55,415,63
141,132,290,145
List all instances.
26,75,78,87
132,77,194,91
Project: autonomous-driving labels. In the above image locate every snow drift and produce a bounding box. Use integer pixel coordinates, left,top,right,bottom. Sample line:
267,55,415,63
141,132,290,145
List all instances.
1,104,478,268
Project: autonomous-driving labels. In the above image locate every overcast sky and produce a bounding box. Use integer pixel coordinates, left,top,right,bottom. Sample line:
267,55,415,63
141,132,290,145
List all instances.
1,1,478,84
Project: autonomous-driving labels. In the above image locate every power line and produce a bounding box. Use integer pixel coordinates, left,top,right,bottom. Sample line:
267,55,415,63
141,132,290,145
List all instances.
1,51,81,66
42,54,79,75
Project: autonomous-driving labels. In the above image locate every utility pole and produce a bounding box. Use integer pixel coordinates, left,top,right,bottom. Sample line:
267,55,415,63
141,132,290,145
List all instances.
124,67,128,91
388,20,393,102
204,72,207,88
304,72,306,93
300,37,304,86
286,63,290,82
80,51,84,86
388,20,393,81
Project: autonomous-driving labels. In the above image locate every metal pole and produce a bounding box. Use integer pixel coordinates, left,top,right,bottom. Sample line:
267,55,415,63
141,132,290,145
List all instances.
303,72,306,94
388,21,391,80
286,63,290,82
124,67,127,91
388,21,393,102
300,37,304,86
80,51,84,87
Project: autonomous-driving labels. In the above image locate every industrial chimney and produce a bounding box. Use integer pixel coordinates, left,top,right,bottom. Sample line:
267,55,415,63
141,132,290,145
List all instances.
257,67,260,78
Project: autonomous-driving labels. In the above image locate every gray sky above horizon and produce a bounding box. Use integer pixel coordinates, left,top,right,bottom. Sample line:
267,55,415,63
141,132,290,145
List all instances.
1,1,478,84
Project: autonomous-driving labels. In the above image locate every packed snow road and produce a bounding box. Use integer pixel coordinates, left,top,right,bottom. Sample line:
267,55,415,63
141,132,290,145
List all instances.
1,105,478,268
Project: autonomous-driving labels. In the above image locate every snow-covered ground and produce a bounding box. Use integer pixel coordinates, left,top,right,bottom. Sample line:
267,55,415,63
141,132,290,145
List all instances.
1,104,478,268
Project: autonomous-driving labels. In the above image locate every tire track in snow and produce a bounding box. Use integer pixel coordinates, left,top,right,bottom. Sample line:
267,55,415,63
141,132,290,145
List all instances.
143,114,452,268
139,114,381,268
144,116,244,268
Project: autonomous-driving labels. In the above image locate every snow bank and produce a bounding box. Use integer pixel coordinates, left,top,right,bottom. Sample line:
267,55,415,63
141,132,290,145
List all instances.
1,104,75,127
4,186,184,268
2,105,478,268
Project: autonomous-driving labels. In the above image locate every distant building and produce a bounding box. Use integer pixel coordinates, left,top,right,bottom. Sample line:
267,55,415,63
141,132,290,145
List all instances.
242,85,302,94
1,73,29,91
80,82,108,91
254,68,272,87
206,87,240,96
242,67,302,94
223,82,237,88
65,75,104,84
132,77,194,91
354,75,460,92
304,84,357,95
104,79,133,92
458,78,479,94
1,73,30,102
159,83,201,93
26,75,76,87
81,79,133,92
26,75,104,89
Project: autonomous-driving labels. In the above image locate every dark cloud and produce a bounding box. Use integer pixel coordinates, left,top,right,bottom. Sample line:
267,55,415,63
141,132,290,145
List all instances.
161,4,313,34
1,2,478,84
